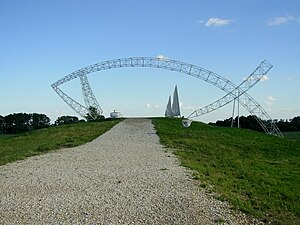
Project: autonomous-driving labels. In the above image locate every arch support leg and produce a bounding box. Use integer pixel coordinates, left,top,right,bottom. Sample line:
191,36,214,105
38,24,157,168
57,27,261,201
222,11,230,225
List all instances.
79,74,103,118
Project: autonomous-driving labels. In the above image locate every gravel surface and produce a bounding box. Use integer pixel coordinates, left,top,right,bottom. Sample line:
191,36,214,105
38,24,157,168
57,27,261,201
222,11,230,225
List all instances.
0,118,259,224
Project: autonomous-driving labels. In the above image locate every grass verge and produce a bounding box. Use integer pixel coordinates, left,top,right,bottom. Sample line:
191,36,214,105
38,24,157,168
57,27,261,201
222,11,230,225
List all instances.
282,131,300,142
152,117,300,225
0,119,121,166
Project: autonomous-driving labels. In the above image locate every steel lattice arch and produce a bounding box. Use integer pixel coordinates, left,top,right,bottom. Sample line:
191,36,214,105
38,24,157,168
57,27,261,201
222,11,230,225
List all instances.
51,56,283,137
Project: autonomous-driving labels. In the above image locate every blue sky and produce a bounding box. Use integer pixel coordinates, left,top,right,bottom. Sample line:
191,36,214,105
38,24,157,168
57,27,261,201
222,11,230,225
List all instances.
1,0,299,122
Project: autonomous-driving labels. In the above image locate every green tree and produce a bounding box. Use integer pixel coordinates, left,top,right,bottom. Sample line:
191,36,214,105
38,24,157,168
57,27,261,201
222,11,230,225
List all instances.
4,113,31,134
2,113,50,134
0,115,4,134
290,116,300,131
55,116,79,126
31,113,50,129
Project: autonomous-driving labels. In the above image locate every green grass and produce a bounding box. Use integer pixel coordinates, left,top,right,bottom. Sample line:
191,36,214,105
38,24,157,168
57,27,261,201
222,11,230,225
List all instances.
152,117,300,225
0,119,121,166
282,132,300,142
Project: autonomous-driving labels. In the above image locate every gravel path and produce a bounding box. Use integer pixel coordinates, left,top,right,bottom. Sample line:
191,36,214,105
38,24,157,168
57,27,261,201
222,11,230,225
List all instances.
0,119,256,224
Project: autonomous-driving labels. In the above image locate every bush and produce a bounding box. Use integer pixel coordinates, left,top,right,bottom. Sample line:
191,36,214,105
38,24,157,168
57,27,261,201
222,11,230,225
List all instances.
55,116,79,126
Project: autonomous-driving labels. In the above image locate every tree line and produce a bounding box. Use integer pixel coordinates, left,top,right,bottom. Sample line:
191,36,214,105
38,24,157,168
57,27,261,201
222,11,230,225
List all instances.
2,111,299,135
209,115,300,133
0,114,96,135
0,107,105,134
0,113,83,134
0,113,51,134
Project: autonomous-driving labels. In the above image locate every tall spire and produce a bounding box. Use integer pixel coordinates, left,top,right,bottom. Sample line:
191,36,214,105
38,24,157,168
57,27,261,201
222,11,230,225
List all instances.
172,85,181,117
165,85,181,118
165,95,173,117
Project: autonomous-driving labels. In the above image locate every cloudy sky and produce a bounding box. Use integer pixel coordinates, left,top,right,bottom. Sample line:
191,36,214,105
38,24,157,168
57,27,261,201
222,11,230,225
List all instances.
1,0,299,122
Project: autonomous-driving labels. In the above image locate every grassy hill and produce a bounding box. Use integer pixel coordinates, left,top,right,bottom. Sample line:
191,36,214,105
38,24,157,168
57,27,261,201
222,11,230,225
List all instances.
0,119,121,166
152,118,300,225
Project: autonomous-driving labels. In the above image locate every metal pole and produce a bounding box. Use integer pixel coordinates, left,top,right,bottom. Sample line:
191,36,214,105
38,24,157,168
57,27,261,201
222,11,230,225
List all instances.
237,91,240,128
231,98,236,128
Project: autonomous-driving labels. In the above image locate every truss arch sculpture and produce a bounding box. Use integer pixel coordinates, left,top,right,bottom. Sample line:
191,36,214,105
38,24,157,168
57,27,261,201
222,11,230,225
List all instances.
51,56,282,137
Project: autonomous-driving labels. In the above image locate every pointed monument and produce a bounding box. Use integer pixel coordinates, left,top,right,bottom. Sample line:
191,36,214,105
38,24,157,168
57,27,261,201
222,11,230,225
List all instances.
172,85,181,117
165,85,181,118
165,95,173,117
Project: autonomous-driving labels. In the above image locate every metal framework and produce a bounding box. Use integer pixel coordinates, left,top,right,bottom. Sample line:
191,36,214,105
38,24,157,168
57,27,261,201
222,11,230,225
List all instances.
51,56,282,136
187,60,283,137
79,74,103,116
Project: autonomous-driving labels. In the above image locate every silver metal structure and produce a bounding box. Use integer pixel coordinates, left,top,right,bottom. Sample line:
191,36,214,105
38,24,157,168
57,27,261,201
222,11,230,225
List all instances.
187,60,283,137
188,60,272,118
79,74,103,116
51,57,282,136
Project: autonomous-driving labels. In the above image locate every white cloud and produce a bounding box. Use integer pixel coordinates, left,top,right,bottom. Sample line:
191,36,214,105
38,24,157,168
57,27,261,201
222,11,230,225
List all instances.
145,103,151,109
285,76,294,81
145,103,160,110
265,96,276,106
267,96,276,101
261,75,269,81
182,105,199,111
179,101,200,111
205,17,234,27
242,75,269,82
156,55,168,60
268,15,296,26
